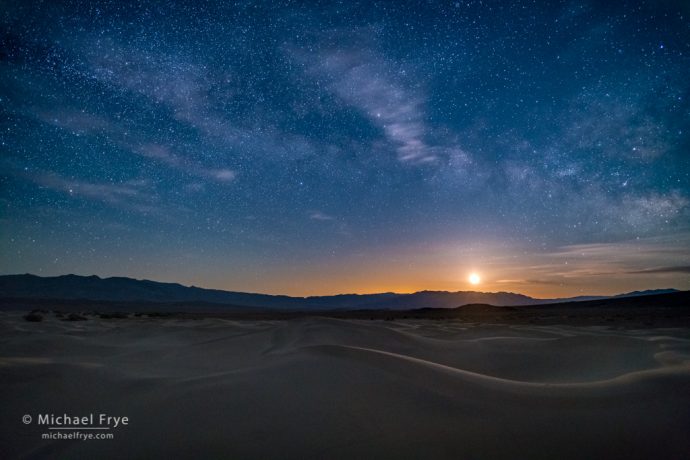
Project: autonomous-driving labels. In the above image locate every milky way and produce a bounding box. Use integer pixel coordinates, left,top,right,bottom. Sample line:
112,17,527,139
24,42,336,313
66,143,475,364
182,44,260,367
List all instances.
1,1,689,296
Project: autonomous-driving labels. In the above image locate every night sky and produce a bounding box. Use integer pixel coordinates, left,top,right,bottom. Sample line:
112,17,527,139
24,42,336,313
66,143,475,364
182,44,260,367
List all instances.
1,0,689,297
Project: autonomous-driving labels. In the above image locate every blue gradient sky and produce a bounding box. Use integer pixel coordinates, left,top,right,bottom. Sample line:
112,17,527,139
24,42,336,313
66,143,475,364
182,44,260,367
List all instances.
1,0,689,296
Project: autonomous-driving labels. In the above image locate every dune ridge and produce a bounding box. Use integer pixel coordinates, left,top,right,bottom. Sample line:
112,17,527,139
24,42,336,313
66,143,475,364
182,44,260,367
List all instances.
2,313,689,459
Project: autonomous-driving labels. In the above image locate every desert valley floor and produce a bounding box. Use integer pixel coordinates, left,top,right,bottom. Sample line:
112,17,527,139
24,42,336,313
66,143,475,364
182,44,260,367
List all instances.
2,312,690,459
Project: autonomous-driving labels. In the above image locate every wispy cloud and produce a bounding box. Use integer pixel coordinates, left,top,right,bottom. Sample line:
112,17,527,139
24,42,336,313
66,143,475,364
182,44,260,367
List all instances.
78,40,326,164
33,109,115,135
293,34,461,164
307,211,353,236
627,266,690,274
30,108,237,183
135,144,236,182
30,172,158,214
466,236,690,286
309,211,335,221
548,237,689,259
85,49,244,145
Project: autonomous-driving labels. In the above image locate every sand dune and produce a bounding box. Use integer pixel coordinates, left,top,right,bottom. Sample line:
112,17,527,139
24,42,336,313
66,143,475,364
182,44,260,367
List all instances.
1,313,689,459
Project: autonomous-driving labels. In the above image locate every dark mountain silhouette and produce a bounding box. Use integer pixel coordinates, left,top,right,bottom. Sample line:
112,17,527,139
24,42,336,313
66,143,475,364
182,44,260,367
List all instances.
612,289,679,298
0,274,679,311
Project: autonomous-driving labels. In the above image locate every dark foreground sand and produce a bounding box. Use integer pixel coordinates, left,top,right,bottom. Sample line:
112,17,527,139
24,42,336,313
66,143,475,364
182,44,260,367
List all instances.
1,312,689,459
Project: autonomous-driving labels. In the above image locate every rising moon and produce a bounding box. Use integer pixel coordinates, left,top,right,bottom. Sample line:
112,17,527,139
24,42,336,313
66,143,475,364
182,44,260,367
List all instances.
469,273,481,285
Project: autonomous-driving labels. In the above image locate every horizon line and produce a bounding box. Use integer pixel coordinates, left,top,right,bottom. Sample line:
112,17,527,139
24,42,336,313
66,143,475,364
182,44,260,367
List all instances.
1,272,681,300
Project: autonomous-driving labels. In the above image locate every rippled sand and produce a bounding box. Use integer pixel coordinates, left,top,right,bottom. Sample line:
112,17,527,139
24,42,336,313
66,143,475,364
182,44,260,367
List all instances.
1,313,689,459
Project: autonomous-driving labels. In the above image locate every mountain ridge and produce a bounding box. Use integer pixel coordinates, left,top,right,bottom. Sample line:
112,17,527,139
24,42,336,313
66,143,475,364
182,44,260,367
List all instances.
0,273,679,311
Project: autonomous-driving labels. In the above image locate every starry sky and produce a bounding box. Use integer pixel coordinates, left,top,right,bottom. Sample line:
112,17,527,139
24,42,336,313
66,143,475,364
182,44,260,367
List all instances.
1,0,689,297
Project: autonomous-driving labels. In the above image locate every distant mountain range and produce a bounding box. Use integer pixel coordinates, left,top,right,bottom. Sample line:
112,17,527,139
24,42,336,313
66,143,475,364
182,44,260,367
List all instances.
0,274,679,311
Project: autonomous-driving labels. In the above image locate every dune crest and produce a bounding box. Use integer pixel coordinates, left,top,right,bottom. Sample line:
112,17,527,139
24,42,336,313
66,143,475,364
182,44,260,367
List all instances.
2,313,689,459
